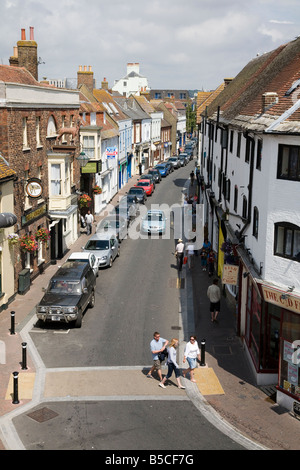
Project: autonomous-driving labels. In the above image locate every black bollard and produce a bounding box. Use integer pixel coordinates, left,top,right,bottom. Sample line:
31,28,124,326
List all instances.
12,371,20,404
200,339,206,366
21,342,28,370
10,311,15,335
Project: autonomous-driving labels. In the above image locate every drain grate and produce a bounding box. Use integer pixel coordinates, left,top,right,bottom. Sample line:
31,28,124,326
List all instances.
27,407,59,423
213,345,232,355
171,325,182,330
169,278,185,289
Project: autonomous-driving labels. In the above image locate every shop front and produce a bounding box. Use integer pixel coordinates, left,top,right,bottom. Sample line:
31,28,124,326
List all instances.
239,271,300,410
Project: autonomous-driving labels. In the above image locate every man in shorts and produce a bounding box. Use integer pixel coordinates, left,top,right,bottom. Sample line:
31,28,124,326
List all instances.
207,278,221,322
147,331,169,381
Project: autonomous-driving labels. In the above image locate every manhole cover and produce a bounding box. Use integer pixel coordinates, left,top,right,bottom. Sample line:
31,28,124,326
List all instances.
27,407,59,423
213,345,232,355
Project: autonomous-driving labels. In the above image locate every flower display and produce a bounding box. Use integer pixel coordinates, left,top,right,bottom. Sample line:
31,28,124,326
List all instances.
35,228,50,243
79,193,92,208
8,233,19,246
93,185,102,194
20,234,38,253
221,239,236,264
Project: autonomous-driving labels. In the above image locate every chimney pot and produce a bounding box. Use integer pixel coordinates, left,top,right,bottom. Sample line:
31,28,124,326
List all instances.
30,26,34,41
13,46,18,57
79,65,82,71
88,66,92,72
84,65,87,71
21,29,26,40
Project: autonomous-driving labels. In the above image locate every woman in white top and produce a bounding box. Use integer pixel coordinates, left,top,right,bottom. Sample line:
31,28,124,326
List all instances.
183,335,200,383
159,339,185,389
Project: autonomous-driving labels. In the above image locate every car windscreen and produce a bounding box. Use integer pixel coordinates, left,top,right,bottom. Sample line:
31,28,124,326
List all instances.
137,181,149,186
48,280,81,295
129,188,143,194
147,213,163,221
85,240,110,250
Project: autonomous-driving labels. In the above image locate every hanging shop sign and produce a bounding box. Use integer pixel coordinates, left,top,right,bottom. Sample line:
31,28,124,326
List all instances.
222,264,239,285
25,178,43,198
106,146,118,158
81,161,102,174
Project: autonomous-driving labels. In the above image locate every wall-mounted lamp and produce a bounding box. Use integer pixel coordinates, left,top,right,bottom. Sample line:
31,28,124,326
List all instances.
76,151,90,168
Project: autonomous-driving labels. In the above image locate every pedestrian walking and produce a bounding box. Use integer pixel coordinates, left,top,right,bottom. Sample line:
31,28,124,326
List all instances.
185,240,195,269
200,249,208,270
85,210,94,235
182,336,200,383
147,332,169,381
159,338,185,389
207,250,216,277
175,238,185,272
207,278,221,322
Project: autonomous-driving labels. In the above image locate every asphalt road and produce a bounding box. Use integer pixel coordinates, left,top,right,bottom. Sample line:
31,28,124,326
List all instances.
11,161,247,452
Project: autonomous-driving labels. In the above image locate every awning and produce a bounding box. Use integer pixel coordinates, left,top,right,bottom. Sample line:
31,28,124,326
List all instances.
48,204,77,220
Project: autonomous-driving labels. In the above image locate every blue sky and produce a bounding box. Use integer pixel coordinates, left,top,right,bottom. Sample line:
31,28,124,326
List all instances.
0,0,299,90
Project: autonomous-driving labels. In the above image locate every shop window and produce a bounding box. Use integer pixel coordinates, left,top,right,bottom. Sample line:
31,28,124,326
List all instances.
277,144,300,181
279,310,300,400
274,222,300,262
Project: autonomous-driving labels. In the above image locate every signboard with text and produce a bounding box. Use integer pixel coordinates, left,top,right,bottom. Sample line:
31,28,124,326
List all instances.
222,265,239,285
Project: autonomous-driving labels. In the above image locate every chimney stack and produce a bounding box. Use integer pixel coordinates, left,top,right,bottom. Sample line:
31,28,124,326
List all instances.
101,77,109,90
262,92,278,113
77,65,94,93
17,27,38,80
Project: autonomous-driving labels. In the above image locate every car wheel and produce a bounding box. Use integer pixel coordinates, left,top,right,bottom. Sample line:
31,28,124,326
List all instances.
89,290,95,308
109,256,113,267
117,246,120,257
74,310,82,328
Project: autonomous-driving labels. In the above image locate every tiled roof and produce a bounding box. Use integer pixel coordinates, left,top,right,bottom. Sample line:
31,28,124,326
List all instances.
204,37,300,132
134,95,156,114
0,65,45,86
196,84,225,123
0,156,16,180
93,89,128,121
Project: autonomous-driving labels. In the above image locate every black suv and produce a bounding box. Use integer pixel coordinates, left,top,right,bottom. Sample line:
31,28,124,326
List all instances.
36,260,96,328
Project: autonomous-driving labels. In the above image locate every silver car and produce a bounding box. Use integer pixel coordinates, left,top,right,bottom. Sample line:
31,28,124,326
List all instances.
97,215,127,241
82,232,120,268
167,156,181,169
141,210,167,235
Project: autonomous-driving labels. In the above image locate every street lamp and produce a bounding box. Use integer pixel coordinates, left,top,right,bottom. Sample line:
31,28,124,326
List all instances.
76,151,90,168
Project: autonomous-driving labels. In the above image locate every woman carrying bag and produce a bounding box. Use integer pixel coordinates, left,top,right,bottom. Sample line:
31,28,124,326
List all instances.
159,339,185,389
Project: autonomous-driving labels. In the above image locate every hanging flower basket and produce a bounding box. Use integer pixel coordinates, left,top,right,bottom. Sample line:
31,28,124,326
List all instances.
8,233,19,247
35,228,50,243
93,185,102,195
221,239,236,264
20,234,38,253
79,193,92,208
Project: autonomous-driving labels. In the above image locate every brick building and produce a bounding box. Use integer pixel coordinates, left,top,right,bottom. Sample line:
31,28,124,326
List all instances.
0,28,81,302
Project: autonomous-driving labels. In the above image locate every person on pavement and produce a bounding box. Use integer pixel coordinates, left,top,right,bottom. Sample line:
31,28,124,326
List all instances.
182,336,200,383
85,210,94,235
159,338,185,389
147,332,169,381
207,278,221,322
175,238,185,271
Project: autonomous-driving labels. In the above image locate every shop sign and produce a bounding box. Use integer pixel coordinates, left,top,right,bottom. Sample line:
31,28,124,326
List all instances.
81,161,102,174
261,285,300,314
106,146,118,158
222,264,239,285
21,203,47,227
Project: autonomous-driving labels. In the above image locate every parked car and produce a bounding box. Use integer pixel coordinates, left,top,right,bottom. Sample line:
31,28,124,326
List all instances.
167,156,181,169
119,194,140,218
82,232,120,268
134,179,154,196
165,161,174,173
36,260,96,328
148,168,162,183
155,163,169,177
67,252,99,277
141,210,167,235
127,186,147,204
185,149,194,160
179,154,187,166
98,215,127,241
179,153,189,165
139,173,156,189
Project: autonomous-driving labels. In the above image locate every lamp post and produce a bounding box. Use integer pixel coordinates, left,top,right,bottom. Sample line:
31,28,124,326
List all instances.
76,151,90,168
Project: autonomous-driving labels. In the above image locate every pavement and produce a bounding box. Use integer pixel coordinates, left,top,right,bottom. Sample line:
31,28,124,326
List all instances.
0,167,299,451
